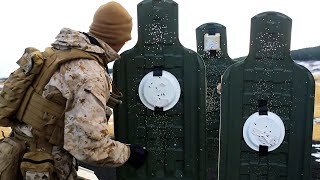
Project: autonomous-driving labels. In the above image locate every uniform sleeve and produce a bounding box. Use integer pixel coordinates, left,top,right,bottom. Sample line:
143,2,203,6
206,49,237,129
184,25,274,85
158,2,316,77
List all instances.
52,59,130,167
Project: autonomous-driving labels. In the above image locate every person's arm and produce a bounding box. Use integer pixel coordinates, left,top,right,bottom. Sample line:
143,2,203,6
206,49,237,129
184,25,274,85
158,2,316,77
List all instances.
59,59,130,167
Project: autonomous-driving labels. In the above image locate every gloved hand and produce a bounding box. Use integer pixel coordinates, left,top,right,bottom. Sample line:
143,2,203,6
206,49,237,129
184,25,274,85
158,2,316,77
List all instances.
126,144,148,169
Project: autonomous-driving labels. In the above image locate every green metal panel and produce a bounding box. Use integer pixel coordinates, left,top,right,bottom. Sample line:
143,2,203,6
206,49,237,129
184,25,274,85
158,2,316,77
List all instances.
195,23,234,179
218,12,315,180
113,0,206,179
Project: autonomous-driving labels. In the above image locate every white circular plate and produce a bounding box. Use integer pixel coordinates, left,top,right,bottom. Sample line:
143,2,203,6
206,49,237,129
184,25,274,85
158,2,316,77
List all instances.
243,111,285,152
138,70,181,111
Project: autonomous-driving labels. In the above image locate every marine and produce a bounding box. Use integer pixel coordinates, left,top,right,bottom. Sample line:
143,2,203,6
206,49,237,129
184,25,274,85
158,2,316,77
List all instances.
0,2,148,179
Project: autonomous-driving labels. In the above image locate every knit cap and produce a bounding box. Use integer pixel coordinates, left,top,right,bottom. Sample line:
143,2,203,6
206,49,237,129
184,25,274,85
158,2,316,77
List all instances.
89,1,132,45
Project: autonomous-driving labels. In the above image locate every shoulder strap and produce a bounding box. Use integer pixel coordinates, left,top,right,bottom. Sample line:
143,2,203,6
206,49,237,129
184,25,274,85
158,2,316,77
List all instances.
33,48,105,94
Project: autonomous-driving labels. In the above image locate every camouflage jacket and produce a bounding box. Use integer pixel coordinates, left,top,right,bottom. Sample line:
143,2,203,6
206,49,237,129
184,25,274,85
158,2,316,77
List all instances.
17,28,130,169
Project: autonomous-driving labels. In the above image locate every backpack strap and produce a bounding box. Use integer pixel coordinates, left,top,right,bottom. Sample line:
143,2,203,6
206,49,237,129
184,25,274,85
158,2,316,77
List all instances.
33,48,105,94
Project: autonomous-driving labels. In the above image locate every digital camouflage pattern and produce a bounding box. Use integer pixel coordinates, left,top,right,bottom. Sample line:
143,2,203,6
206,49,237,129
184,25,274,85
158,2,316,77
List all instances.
16,28,130,178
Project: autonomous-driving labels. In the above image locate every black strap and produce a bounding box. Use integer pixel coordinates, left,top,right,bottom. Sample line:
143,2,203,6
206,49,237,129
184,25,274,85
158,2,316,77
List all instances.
258,99,268,115
259,145,268,156
152,66,164,112
258,100,269,155
22,158,54,165
81,32,102,48
75,158,79,171
153,66,163,76
208,29,216,35
154,106,163,112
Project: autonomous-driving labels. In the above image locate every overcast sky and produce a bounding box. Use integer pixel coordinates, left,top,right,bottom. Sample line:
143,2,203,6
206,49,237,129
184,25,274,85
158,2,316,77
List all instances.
0,0,319,78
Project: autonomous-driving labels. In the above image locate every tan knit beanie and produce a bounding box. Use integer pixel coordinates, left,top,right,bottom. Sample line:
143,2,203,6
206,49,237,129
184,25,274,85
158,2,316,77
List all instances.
89,1,132,45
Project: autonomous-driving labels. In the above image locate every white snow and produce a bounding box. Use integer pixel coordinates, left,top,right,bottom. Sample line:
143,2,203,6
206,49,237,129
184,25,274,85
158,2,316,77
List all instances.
295,60,320,75
312,143,320,163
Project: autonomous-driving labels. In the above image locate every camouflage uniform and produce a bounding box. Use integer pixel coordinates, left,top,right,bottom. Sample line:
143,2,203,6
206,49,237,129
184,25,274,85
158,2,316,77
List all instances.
15,28,130,179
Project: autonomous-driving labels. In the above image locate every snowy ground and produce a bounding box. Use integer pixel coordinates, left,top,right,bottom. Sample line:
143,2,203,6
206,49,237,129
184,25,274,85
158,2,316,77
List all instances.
296,60,320,76
311,142,320,179
312,144,320,163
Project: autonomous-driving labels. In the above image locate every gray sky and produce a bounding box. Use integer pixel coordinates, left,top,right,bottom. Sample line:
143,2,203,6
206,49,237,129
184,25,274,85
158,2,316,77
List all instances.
0,0,319,78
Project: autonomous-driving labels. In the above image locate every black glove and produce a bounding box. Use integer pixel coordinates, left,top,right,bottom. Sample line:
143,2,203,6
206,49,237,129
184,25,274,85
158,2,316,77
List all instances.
126,144,148,169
